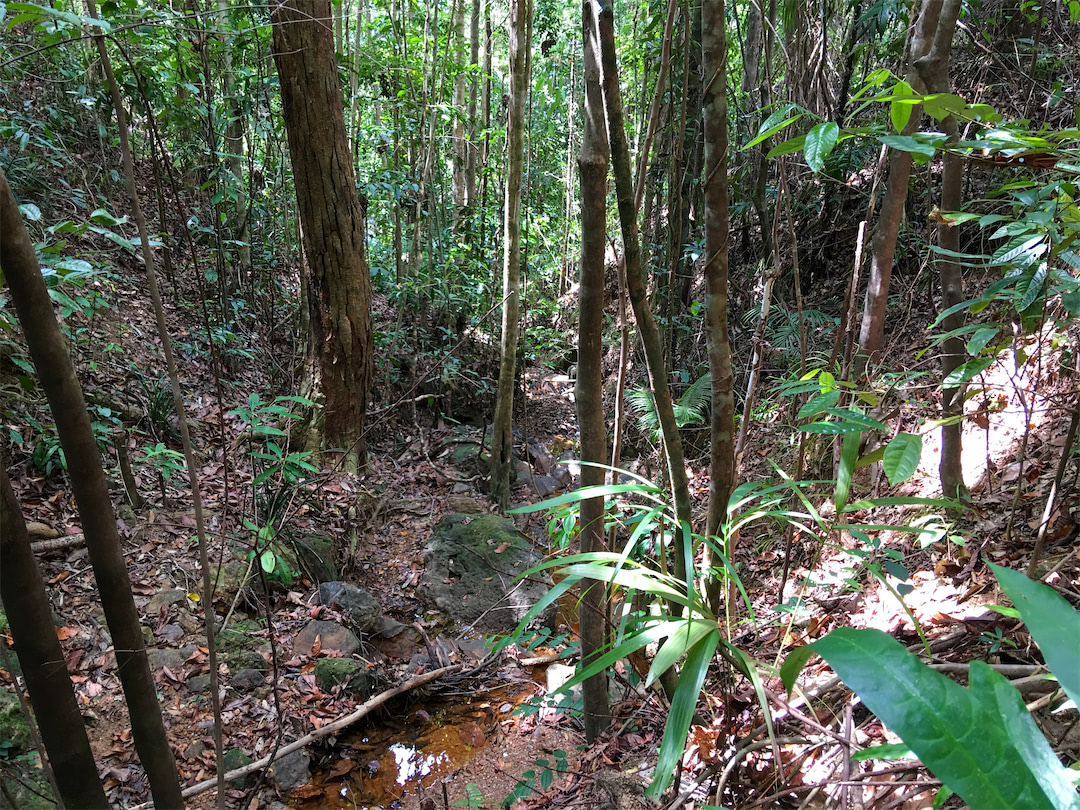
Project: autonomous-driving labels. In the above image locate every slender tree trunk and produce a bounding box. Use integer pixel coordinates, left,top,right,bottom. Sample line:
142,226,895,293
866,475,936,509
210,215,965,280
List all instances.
0,169,184,810
0,456,108,810
856,0,940,369
914,0,967,501
597,0,694,589
453,0,467,220
490,0,532,509
701,0,735,615
576,0,611,741
216,0,250,279
272,0,374,468
465,0,481,209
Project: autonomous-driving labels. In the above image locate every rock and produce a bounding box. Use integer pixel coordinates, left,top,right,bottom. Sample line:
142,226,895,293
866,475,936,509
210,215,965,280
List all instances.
186,673,212,693
232,668,264,692
269,748,310,791
290,534,339,585
219,619,262,653
293,620,361,657
446,495,486,514
527,439,556,475
371,616,418,661
531,475,561,497
183,740,206,760
154,623,184,642
318,582,381,635
223,748,257,790
446,440,491,475
147,588,187,614
147,644,197,672
224,648,268,673
313,658,372,699
417,513,554,633
25,521,59,539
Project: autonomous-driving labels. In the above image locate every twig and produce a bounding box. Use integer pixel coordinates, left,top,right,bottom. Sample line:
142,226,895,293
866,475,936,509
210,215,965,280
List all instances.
29,534,85,553
129,663,463,809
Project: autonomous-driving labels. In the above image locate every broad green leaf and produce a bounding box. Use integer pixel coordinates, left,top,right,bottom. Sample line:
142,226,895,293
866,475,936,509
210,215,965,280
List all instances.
890,80,915,132
259,548,276,574
812,628,1062,810
19,203,41,221
883,433,923,485
851,743,916,761
798,389,840,420
89,208,124,226
509,482,664,513
805,122,840,172
991,564,1080,709
745,108,802,149
922,93,968,122
766,134,806,159
780,645,815,696
879,134,937,158
942,357,993,388
647,630,720,797
972,662,1080,810
648,619,715,687
965,325,999,356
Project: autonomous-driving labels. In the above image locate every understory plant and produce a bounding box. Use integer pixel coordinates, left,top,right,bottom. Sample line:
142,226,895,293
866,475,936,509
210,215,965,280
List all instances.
782,564,1080,809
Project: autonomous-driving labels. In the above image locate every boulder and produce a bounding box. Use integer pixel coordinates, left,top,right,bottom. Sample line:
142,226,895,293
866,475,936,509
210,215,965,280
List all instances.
232,668,264,692
417,513,554,633
313,658,373,700
269,748,310,791
223,748,257,789
289,534,339,585
318,582,381,635
293,620,360,657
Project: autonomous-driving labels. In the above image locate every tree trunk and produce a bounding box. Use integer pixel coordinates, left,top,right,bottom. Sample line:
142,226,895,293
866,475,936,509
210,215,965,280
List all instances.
0,169,184,810
597,1,694,590
453,0,467,219
914,0,967,501
465,0,481,209
856,0,940,369
272,0,374,468
490,0,532,509
576,0,611,742
701,0,735,616
216,0,251,279
0,458,108,810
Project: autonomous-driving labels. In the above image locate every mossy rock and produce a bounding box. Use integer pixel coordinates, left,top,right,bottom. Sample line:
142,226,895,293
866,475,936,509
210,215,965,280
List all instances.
313,658,372,700
219,619,262,654
223,748,257,789
0,754,54,809
417,513,553,632
289,534,339,585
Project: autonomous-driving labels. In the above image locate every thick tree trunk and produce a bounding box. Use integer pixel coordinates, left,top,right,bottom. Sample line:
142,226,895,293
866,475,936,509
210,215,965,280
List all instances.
576,0,611,742
272,0,373,467
596,1,694,590
0,169,184,810
0,458,108,810
701,0,735,615
914,0,967,501
490,0,532,509
578,0,613,743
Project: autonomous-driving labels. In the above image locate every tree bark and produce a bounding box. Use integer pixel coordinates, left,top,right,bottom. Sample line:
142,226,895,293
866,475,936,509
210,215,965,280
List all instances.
0,456,108,810
576,0,611,742
701,0,736,617
856,0,940,369
465,0,481,209
596,0,694,591
914,0,967,501
489,0,532,509
0,168,184,810
272,0,374,467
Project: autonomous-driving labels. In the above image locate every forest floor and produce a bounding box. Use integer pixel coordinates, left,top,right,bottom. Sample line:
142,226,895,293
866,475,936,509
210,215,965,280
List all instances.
3,247,1080,810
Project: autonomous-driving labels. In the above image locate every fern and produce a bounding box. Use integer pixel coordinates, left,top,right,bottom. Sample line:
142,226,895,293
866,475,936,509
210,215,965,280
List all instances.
628,373,712,442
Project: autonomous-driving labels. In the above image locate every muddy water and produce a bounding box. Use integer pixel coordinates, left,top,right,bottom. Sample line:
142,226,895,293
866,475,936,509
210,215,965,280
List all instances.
302,684,537,809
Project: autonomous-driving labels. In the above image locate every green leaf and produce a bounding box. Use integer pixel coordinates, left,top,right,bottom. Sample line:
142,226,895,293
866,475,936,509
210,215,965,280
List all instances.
882,433,922,485
812,628,1069,810
798,390,841,420
648,619,715,687
879,134,937,158
259,549,276,574
647,630,720,797
991,565,1080,709
766,134,807,159
835,429,859,513
18,203,41,221
941,357,993,388
89,207,124,226
890,80,915,133
780,645,815,696
744,108,802,149
804,122,840,172
851,743,916,761
965,325,999,356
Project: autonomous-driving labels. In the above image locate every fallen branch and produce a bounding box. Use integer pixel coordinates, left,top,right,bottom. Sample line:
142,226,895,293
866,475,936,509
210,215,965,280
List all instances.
30,534,85,553
130,662,464,809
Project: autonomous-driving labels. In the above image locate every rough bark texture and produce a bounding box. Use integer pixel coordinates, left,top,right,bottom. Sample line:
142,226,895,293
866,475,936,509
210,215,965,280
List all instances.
701,0,736,616
466,0,481,208
856,0,941,368
597,1,694,589
914,0,967,501
0,169,184,809
490,0,532,510
272,0,373,465
0,458,108,809
576,0,611,742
